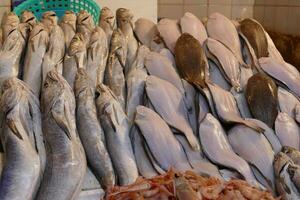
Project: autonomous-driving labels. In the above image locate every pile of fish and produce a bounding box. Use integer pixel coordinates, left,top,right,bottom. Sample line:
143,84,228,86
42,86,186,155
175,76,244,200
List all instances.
0,5,299,200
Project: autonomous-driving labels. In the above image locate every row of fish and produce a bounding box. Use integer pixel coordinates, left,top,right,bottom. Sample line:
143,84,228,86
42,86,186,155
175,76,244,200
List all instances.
0,5,298,200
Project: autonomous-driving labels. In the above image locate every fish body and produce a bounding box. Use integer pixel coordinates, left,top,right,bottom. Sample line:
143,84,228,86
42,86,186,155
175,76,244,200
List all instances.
208,60,231,91
60,11,77,49
96,84,138,185
134,18,159,48
75,68,115,189
99,7,115,46
278,87,300,119
36,70,86,200
77,10,95,44
230,88,252,119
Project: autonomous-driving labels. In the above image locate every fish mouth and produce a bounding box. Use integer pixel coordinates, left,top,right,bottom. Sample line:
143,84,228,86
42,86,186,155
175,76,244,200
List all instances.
25,16,35,23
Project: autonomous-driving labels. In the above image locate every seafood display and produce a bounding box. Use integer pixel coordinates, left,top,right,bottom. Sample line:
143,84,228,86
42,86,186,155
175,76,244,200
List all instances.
0,6,299,200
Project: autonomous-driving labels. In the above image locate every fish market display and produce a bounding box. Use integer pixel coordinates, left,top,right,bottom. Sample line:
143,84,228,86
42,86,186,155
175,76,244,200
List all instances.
0,7,298,199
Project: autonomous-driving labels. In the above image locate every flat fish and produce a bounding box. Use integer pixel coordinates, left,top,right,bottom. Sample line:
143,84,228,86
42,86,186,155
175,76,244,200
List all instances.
23,23,48,97
76,10,95,44
240,32,259,70
199,113,260,187
206,12,246,67
259,57,300,98
246,118,282,154
180,12,207,45
60,11,77,50
146,76,200,151
239,18,268,59
197,91,210,123
75,68,115,189
99,7,115,46
175,134,221,178
206,38,241,91
105,29,127,110
86,26,108,86
134,18,159,48
278,87,300,118
245,73,278,128
131,126,158,178
36,70,87,200
96,84,138,186
159,48,176,69
228,124,276,190
207,82,264,132
264,31,284,63
135,106,191,172
230,88,252,119
208,60,231,91
240,65,254,90
116,8,138,75
175,33,208,89
157,18,181,53
275,112,300,150
63,33,87,90
126,45,149,122
0,81,41,200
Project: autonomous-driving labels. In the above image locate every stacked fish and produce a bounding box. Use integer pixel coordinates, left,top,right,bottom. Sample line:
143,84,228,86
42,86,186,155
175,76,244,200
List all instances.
0,5,298,200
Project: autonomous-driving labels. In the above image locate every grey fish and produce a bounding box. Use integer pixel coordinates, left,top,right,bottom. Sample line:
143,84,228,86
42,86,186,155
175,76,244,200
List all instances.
0,80,41,200
60,11,77,50
105,29,127,110
36,70,86,200
75,68,115,189
246,118,282,154
63,33,87,90
230,88,252,119
126,45,149,122
134,18,159,49
228,124,276,190
278,87,300,119
87,26,108,86
288,164,300,191
145,76,200,151
175,134,221,178
99,7,115,46
23,23,49,97
116,8,138,75
207,82,264,133
135,106,191,172
282,146,300,165
259,57,300,98
197,91,210,123
208,59,231,91
131,126,158,178
275,112,300,150
199,113,260,187
76,10,95,43
42,24,65,78
96,84,138,185
264,31,284,63
240,65,254,90
159,48,176,69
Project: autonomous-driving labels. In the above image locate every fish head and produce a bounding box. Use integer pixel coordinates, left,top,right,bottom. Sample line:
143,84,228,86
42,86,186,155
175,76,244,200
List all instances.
274,152,292,176
89,26,106,46
282,146,297,155
41,11,58,27
1,12,20,39
100,7,115,30
62,11,77,24
68,33,86,56
116,8,134,31
110,29,126,66
74,68,94,98
0,78,23,114
21,11,36,30
77,10,94,29
29,23,49,45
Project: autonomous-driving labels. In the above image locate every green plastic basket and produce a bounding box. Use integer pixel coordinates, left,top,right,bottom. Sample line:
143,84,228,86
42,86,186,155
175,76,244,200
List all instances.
13,0,101,24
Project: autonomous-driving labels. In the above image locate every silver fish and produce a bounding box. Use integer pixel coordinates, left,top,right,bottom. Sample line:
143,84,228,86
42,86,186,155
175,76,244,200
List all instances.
23,23,49,97
228,124,276,190
206,38,241,92
207,82,264,133
126,45,149,122
87,26,108,86
180,12,207,45
116,8,138,75
77,10,95,44
99,7,115,46
63,33,87,89
278,87,300,119
36,70,86,200
60,11,77,50
259,57,300,98
75,68,115,189
42,24,65,79
0,79,41,200
206,12,247,67
199,113,260,187
135,106,191,172
275,112,300,150
96,84,138,185
105,29,127,110
145,76,200,151
208,60,231,91
131,126,158,178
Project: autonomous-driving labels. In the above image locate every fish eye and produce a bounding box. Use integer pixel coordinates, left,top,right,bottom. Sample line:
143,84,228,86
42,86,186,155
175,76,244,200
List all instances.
44,82,49,88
